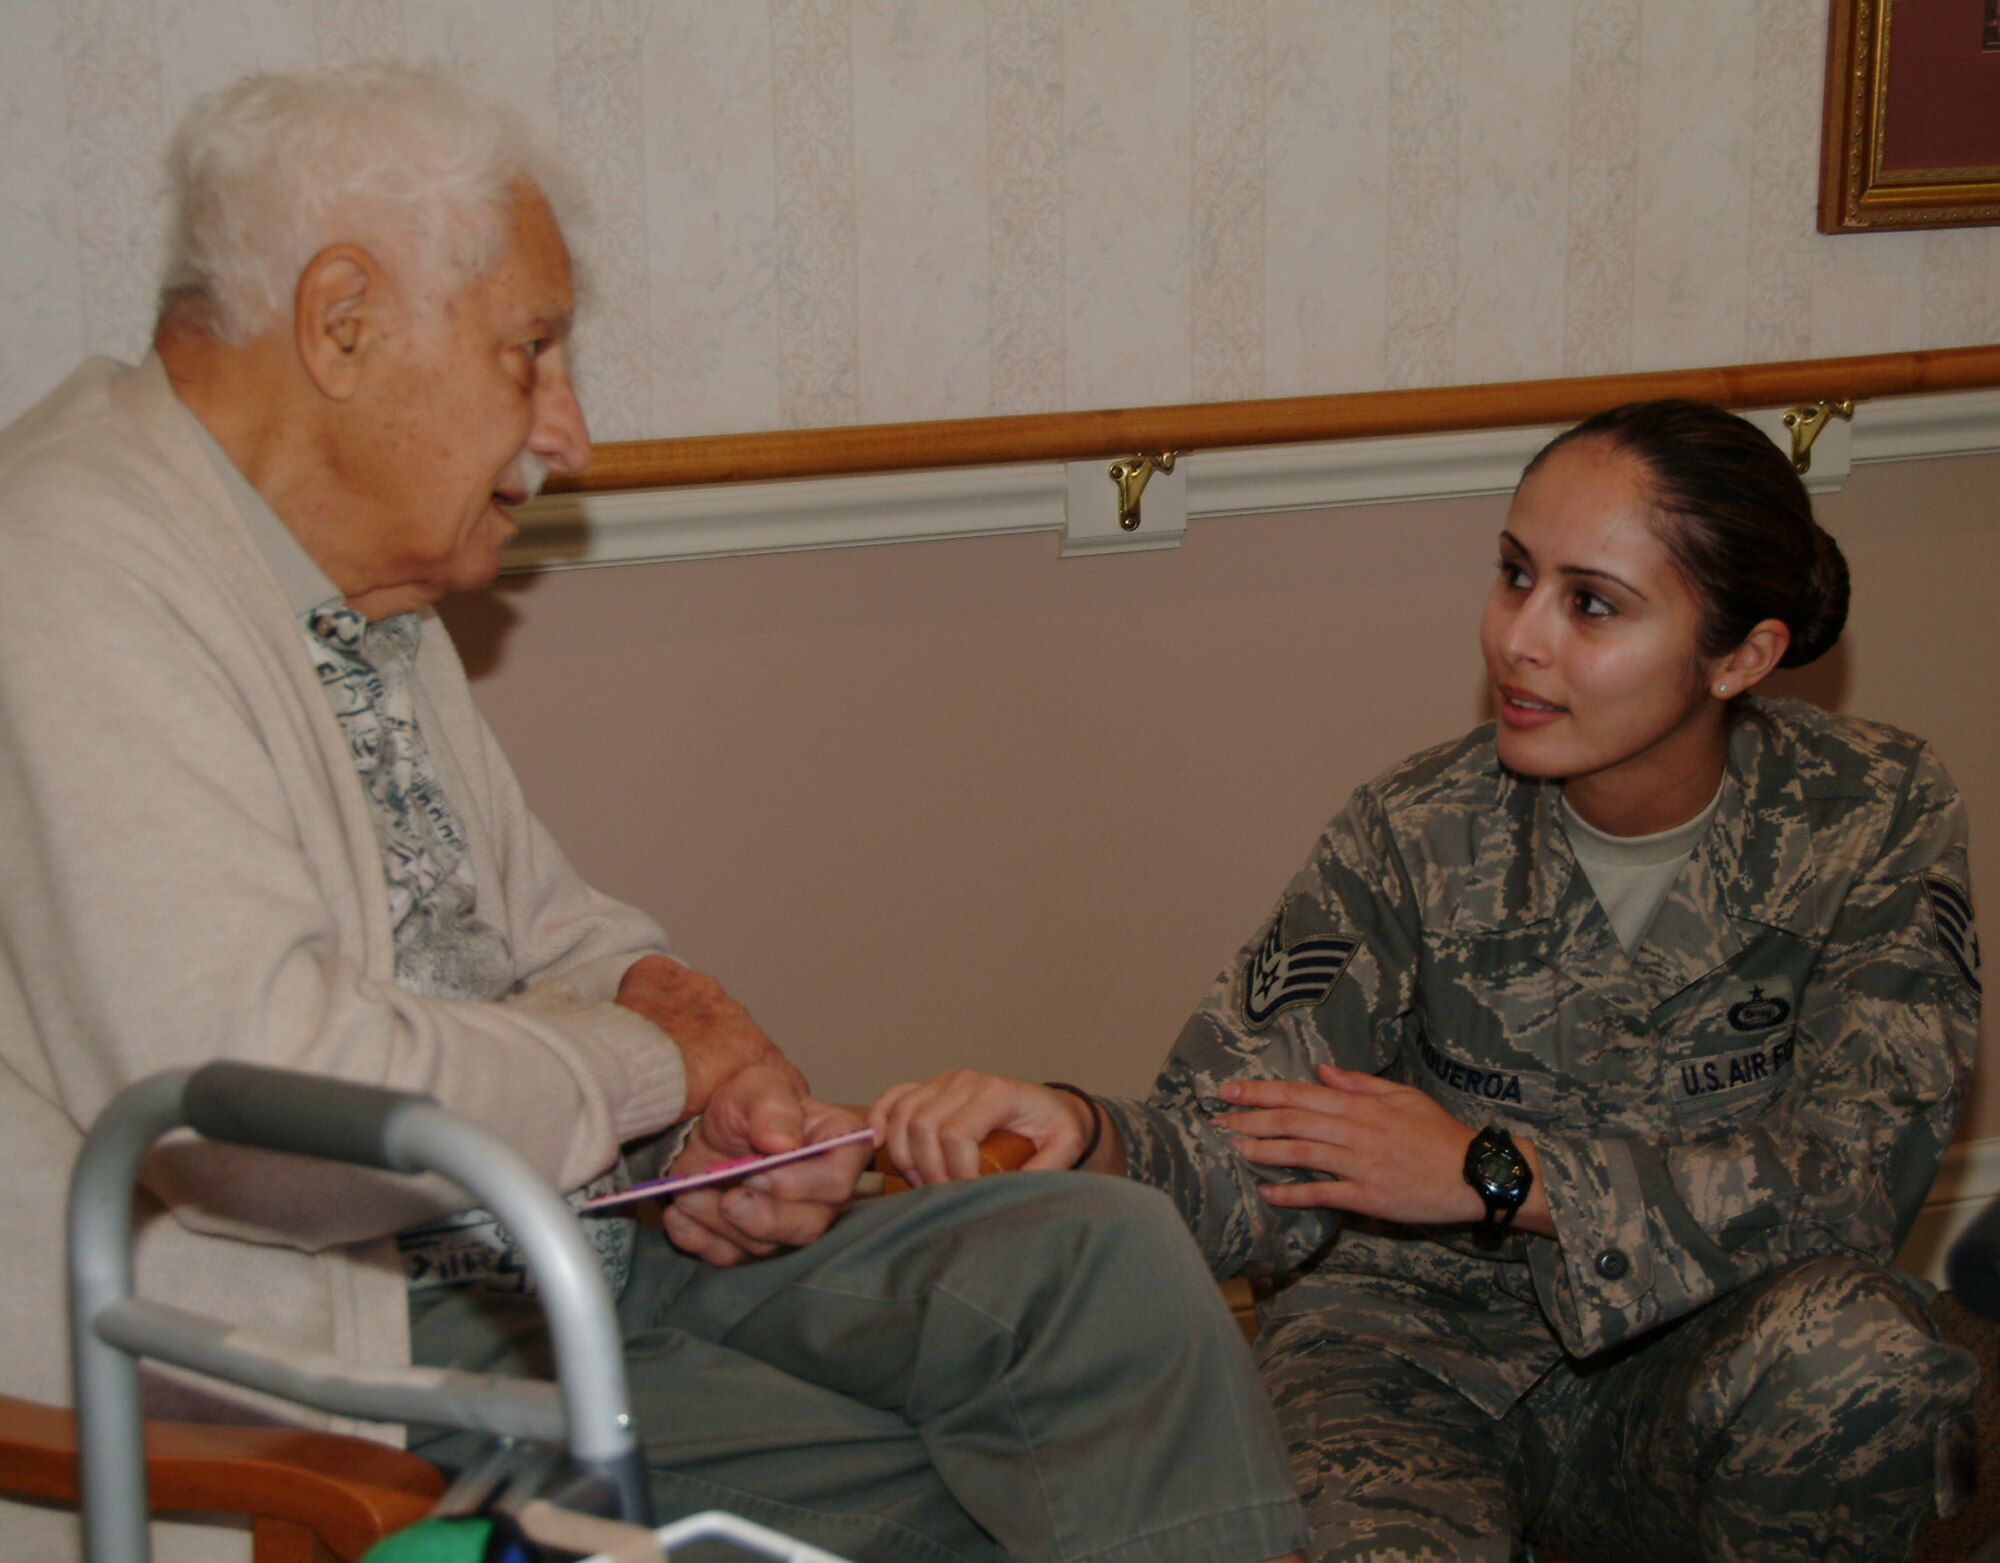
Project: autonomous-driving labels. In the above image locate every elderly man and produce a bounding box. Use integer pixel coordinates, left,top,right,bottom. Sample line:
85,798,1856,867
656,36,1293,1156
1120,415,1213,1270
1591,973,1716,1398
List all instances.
0,63,1305,1563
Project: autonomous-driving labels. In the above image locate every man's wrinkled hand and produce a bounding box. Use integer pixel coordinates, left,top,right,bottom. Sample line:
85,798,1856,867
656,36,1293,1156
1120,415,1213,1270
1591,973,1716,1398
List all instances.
661,1070,870,1268
613,955,805,1117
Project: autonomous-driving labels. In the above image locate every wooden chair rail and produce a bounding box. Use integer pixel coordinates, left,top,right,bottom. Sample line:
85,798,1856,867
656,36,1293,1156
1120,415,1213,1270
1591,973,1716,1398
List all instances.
558,343,2000,494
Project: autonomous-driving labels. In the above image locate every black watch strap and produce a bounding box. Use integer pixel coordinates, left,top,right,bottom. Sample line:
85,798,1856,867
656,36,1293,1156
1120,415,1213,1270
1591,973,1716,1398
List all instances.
1463,1124,1532,1230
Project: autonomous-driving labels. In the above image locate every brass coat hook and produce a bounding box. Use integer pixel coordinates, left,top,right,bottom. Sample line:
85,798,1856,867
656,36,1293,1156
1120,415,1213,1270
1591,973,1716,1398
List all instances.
1107,451,1180,532
1780,400,1854,474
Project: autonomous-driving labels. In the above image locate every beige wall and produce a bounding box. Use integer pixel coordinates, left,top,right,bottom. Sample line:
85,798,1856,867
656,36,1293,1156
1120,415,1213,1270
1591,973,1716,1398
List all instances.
442,449,2000,1138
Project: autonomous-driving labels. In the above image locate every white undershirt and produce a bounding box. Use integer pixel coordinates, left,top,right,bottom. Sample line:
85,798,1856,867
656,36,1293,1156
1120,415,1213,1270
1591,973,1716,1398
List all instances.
1560,782,1724,952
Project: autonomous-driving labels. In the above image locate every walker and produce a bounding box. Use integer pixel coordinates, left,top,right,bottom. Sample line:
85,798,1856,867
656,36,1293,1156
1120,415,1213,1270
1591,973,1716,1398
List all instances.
66,1061,853,1562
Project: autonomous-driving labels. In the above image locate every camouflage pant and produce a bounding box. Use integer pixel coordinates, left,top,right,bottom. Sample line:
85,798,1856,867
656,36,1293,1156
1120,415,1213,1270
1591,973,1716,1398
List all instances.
1260,1256,1977,1563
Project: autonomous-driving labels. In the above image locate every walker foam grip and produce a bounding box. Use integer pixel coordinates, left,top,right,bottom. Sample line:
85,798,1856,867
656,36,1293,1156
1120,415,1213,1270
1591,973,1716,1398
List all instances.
183,1062,436,1172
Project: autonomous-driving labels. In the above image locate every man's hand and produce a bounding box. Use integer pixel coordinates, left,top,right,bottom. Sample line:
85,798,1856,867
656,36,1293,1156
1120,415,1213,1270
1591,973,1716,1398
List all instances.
661,1066,871,1267
614,955,805,1117
870,1069,1107,1185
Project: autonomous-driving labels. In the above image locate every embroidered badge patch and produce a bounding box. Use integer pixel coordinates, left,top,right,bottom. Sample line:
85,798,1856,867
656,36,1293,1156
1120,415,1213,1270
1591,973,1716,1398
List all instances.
1242,911,1358,1027
1726,984,1793,1033
1926,875,1982,996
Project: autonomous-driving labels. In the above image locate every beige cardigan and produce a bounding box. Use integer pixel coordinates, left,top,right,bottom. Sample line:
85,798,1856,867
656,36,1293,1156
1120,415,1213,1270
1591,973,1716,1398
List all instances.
0,357,689,1440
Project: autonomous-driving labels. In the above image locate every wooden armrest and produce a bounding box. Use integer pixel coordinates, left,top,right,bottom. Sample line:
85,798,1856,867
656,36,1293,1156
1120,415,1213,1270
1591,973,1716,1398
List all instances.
0,1391,443,1561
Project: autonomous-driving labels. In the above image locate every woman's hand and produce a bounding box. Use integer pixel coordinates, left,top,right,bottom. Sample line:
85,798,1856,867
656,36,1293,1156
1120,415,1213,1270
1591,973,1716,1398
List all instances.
870,1070,1100,1187
1218,1063,1490,1225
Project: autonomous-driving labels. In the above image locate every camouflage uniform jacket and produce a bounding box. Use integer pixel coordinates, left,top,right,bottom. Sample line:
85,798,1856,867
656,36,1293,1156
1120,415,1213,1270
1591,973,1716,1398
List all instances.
1103,696,1981,1417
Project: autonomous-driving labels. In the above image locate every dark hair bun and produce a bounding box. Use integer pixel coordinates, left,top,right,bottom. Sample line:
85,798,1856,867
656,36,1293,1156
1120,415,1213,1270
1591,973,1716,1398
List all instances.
1527,400,1851,670
1781,523,1850,668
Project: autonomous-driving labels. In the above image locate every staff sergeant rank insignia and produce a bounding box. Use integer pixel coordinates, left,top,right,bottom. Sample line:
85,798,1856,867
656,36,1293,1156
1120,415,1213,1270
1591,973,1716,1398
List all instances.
1243,909,1358,1027
1925,874,1981,996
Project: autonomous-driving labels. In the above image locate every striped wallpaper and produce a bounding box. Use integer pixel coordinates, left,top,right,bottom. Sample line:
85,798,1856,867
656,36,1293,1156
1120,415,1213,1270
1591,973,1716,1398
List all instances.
3,0,1998,442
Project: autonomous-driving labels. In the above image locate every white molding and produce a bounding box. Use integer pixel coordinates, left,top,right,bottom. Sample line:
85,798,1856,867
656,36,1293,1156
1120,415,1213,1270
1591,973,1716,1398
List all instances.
1900,1134,2000,1290
1849,387,2000,464
1186,424,1553,519
503,387,2000,574
507,461,1065,572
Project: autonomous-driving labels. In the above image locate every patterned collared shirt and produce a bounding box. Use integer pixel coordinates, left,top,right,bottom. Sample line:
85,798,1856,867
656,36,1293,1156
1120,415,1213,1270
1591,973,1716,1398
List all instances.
300,601,634,1299
302,604,514,999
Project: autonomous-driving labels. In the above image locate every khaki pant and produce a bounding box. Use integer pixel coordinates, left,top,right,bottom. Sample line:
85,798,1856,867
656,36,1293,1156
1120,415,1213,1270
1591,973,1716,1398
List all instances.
412,1172,1306,1563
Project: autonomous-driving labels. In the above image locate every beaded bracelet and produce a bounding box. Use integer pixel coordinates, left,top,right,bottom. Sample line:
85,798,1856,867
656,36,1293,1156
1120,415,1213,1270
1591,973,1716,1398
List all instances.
1042,1081,1104,1169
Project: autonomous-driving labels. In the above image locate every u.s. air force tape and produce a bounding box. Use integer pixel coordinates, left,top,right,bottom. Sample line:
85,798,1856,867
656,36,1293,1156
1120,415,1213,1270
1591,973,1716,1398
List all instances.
1243,912,1359,1027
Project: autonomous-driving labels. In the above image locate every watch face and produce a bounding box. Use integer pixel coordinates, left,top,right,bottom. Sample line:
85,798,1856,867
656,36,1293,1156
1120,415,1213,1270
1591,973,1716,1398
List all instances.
1465,1129,1530,1227
1470,1142,1519,1190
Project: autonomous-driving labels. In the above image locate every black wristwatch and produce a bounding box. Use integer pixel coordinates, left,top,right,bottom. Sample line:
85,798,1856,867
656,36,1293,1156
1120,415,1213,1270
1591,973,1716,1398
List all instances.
1463,1125,1532,1234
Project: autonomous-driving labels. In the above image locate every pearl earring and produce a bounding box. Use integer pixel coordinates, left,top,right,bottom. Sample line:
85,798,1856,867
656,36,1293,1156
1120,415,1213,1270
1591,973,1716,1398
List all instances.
1715,682,1730,698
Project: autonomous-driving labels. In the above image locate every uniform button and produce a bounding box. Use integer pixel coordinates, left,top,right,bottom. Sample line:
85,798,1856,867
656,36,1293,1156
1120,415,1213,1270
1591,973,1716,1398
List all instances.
1595,1249,1630,1281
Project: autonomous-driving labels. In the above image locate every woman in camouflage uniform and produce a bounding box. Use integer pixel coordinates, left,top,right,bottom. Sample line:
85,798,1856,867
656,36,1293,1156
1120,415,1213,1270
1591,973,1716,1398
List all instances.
874,401,1981,1562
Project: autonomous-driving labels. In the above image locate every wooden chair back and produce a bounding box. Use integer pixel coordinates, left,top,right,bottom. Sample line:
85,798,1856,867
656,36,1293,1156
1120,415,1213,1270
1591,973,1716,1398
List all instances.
0,1390,443,1562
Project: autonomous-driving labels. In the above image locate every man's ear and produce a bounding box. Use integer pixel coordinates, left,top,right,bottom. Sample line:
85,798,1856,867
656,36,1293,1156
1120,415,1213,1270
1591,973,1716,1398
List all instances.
294,244,384,401
1708,617,1790,701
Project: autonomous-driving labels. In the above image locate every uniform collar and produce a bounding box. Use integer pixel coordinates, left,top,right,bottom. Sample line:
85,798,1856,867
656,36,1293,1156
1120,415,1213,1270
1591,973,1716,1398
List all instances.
1450,704,1822,1014
1698,703,1821,940
1449,754,1566,937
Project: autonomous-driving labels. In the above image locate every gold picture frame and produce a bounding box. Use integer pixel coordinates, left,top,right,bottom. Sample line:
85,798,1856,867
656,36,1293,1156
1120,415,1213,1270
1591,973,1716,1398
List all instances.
1818,0,2000,232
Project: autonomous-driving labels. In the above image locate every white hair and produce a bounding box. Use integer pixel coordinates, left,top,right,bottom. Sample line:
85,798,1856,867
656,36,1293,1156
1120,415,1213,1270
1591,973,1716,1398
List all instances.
157,60,580,342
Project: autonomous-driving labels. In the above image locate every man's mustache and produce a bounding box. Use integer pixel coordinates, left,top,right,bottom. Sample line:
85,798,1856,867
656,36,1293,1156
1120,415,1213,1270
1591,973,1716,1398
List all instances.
506,448,550,503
